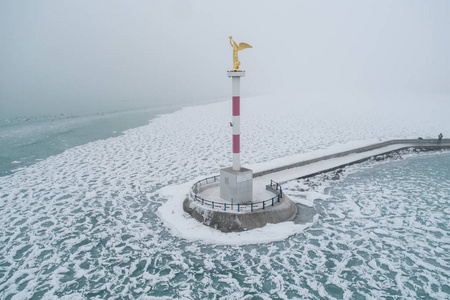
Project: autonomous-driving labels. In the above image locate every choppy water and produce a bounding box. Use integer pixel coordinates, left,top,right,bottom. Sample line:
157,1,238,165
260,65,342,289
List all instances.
1,95,450,299
1,150,449,299
0,105,178,177
295,152,450,299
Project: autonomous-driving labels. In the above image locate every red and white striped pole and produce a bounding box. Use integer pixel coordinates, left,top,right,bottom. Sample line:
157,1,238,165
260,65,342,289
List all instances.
228,71,245,171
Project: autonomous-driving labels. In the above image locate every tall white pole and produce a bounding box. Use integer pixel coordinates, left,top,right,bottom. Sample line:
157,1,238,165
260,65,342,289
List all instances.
221,70,252,204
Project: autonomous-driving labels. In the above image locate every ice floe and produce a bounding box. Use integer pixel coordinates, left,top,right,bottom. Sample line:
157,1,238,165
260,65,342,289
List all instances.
1,93,449,298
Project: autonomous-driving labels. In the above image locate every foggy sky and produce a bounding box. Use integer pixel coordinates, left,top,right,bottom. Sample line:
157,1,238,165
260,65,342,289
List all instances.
1,0,449,118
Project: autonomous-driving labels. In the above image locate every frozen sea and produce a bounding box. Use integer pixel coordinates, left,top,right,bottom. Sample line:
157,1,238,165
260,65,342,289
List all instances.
0,104,182,177
0,93,449,299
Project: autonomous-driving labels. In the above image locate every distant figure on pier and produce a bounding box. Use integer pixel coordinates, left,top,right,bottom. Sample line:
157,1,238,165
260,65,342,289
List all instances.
438,133,443,144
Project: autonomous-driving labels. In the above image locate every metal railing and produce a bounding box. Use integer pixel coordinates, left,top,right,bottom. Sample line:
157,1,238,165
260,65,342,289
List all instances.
191,177,283,212
191,175,220,195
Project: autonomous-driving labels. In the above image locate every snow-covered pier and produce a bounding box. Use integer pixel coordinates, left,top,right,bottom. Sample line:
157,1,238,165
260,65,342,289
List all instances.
253,138,450,184
183,138,450,232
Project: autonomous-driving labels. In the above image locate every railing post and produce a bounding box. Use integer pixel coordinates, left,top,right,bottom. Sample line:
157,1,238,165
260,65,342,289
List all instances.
238,204,240,212
280,187,283,198
202,198,204,205
263,201,265,209
251,203,253,212
224,203,226,211
272,198,274,206
278,194,280,202
212,202,214,209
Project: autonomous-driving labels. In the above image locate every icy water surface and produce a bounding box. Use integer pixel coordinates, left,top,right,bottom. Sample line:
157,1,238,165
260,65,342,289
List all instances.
292,152,450,299
0,105,178,177
1,95,449,299
1,152,449,299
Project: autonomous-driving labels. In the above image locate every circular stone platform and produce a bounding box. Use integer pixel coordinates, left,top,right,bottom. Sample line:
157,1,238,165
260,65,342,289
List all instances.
183,180,298,232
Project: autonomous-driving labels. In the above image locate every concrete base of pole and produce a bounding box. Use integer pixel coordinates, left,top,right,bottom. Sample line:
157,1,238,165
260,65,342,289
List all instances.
183,185,298,232
220,167,253,204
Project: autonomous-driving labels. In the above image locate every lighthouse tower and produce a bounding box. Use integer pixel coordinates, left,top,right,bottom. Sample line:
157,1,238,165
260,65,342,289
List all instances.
219,70,253,204
182,37,298,232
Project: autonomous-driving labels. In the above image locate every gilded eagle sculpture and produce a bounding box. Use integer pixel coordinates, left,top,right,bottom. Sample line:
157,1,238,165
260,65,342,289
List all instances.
229,36,252,71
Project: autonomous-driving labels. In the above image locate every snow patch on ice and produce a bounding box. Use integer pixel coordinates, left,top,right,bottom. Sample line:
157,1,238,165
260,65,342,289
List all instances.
1,93,449,297
158,182,313,245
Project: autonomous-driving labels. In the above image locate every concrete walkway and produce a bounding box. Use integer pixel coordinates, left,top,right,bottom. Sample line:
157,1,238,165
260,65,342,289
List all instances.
187,138,449,231
198,138,449,204
253,139,450,187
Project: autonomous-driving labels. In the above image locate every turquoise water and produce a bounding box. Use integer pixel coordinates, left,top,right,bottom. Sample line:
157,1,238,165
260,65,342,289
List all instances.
308,152,450,298
1,97,449,298
0,105,179,177
1,147,448,298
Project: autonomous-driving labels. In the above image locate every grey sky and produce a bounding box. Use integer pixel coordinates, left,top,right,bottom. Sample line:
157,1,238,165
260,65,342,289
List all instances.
1,0,449,118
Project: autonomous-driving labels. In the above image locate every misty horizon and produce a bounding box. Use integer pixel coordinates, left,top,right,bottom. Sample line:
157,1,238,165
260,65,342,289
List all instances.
1,0,449,119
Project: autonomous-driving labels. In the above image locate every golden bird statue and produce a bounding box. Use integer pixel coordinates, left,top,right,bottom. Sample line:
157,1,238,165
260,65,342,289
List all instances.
229,36,252,71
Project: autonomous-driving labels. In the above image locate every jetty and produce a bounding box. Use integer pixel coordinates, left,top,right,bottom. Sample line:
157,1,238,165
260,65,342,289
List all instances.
184,138,450,232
